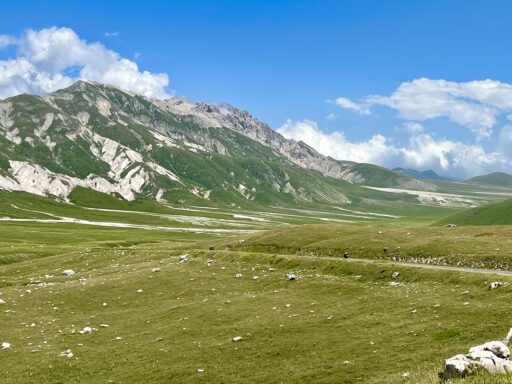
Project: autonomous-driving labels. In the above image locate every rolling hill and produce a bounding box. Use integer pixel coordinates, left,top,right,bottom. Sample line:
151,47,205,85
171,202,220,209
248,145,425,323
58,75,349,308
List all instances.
466,172,512,187
437,198,512,225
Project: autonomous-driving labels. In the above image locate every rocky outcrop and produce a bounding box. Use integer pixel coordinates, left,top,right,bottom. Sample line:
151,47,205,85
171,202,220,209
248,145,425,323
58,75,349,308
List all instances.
155,97,435,190
444,328,512,379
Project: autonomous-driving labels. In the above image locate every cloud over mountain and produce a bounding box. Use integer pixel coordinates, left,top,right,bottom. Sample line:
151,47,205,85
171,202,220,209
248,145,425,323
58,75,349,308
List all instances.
0,27,170,99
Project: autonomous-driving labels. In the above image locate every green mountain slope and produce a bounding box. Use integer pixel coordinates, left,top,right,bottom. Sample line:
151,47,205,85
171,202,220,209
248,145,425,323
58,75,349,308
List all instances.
437,198,512,225
466,172,512,187
0,81,438,214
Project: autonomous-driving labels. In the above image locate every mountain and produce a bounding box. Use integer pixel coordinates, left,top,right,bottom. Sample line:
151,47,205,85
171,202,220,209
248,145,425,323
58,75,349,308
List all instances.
393,167,451,181
157,98,435,191
0,81,444,214
466,172,512,188
0,81,435,211
437,198,512,226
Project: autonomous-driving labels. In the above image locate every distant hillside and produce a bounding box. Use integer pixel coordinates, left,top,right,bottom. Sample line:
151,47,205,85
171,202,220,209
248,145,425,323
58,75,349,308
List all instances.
437,198,512,225
393,167,450,181
467,172,512,187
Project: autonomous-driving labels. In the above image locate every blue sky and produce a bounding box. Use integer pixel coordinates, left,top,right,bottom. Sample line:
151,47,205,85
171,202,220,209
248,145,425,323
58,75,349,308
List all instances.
1,0,512,177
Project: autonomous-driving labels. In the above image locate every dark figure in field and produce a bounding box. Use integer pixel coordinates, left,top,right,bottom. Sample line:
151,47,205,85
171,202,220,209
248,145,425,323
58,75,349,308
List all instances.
343,251,349,259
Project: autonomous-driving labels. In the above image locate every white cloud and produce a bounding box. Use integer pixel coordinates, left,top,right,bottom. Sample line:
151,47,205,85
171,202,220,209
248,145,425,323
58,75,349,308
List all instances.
277,119,510,178
331,97,370,115
277,119,398,164
398,122,424,134
0,27,170,99
336,78,512,140
0,34,15,48
325,113,338,121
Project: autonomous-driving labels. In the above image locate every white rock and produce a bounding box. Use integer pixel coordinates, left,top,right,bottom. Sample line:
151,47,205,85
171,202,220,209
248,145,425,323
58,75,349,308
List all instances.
286,273,296,281
99,324,109,328
62,269,75,276
467,349,512,374
444,354,471,379
0,299,5,304
232,336,243,342
179,254,189,262
391,272,400,279
469,341,510,359
78,326,92,335
235,273,242,279
151,267,161,273
137,289,143,293
1,342,11,349
197,368,205,373
207,259,214,266
59,349,73,358
489,281,503,290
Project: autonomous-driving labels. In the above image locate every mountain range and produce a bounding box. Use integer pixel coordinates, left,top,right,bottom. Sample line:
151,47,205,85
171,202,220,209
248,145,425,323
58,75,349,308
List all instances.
0,81,510,214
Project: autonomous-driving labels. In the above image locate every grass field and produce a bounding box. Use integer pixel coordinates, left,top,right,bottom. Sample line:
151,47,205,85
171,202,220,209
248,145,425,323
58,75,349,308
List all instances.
1,219,512,383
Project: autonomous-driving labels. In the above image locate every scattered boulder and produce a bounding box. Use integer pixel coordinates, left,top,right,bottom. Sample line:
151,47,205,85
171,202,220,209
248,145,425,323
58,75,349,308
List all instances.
232,336,243,342
179,254,189,263
444,327,512,379
59,349,73,358
286,273,297,281
469,341,510,359
1,342,11,350
151,267,161,273
209,246,215,251
62,269,75,276
489,281,503,290
207,259,214,266
234,273,243,279
78,326,93,335
446,223,457,228
392,272,400,279
444,354,472,379
0,299,5,304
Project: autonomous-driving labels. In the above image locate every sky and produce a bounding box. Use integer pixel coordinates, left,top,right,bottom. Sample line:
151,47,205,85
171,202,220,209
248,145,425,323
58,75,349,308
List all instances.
1,0,512,178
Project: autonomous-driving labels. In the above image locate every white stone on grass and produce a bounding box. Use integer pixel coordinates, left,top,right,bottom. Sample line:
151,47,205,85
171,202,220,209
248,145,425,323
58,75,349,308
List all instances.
62,269,75,276
391,272,400,279
286,273,296,281
489,281,503,290
78,326,92,335
59,349,73,358
151,267,161,273
1,342,11,349
232,336,243,342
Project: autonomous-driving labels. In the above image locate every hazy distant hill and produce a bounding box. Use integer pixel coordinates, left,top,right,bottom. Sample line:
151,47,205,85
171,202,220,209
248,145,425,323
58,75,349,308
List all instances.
393,167,451,181
466,172,512,187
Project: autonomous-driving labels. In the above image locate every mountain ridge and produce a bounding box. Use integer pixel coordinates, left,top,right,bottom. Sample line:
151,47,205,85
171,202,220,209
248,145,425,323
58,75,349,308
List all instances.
0,81,435,211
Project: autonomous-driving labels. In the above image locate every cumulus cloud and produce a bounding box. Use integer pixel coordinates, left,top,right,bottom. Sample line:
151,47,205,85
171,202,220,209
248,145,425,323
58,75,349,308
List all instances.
335,78,512,140
277,119,510,178
325,113,338,121
0,27,170,99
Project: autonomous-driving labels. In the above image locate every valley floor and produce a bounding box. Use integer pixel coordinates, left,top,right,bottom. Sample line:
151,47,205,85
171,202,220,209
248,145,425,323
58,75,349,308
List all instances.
1,222,512,383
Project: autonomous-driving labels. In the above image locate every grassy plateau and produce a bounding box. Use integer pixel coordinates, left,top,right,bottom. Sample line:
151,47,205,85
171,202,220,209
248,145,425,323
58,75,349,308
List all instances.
1,201,512,384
